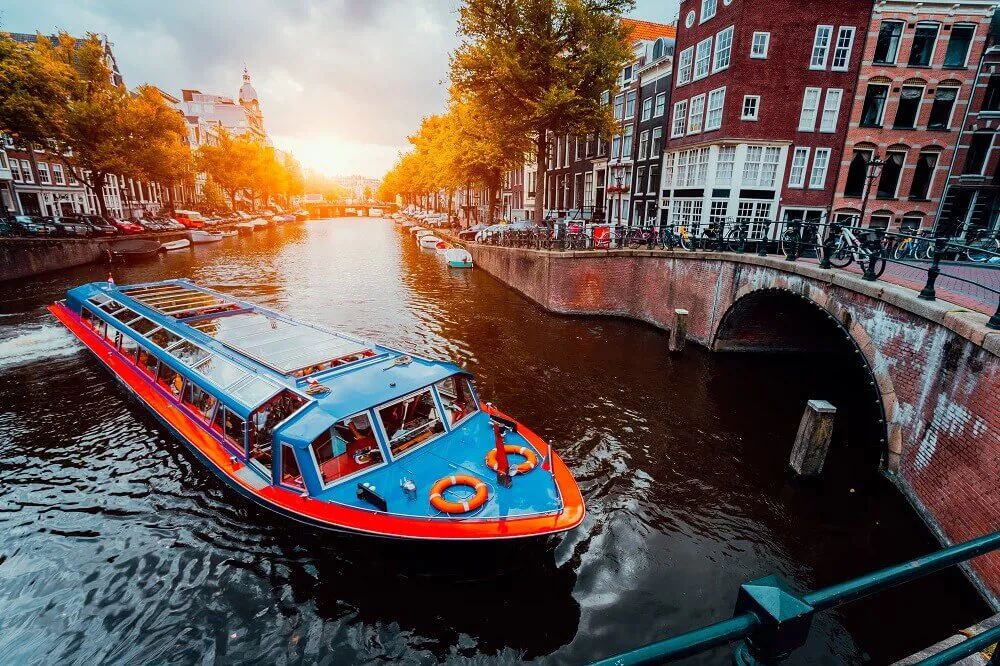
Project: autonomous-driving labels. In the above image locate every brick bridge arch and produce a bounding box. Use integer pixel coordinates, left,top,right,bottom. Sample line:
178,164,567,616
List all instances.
469,245,1000,604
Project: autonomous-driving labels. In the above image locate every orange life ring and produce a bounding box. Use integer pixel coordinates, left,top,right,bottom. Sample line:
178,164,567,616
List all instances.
429,475,489,514
486,445,538,475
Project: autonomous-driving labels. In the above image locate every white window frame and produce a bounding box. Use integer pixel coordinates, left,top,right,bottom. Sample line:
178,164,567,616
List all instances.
713,26,734,73
788,147,810,188
52,163,65,185
831,27,855,71
819,88,843,133
638,130,650,160
701,0,717,23
741,95,760,121
654,92,666,117
751,32,770,59
21,160,34,184
625,91,637,119
809,148,832,189
688,94,706,134
694,38,713,80
641,97,653,122
810,25,833,70
799,87,822,132
37,161,51,185
716,145,736,185
672,100,688,138
651,127,663,157
705,87,726,131
677,48,693,85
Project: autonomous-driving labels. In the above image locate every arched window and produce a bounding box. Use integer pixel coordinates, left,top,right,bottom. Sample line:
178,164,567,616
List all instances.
652,38,665,61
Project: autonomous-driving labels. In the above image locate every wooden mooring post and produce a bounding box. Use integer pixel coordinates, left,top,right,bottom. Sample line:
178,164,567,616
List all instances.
669,308,689,354
789,400,837,476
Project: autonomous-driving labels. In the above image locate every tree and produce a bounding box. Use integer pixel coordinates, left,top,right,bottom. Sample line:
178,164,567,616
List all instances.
126,85,193,214
0,34,73,146
197,129,257,209
450,0,634,221
200,176,228,212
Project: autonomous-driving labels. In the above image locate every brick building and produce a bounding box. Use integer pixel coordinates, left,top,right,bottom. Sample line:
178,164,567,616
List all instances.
632,39,673,226
663,0,872,235
935,14,1000,236
4,136,91,217
830,1,997,232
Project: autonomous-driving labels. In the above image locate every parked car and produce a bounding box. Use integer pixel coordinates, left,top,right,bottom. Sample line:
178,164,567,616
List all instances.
137,218,166,233
459,224,488,241
44,216,92,238
8,215,58,237
112,218,146,234
0,218,11,237
72,214,118,236
161,218,187,231
173,210,206,229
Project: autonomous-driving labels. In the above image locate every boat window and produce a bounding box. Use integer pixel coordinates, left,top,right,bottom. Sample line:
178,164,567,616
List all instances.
376,389,445,458
280,443,304,489
157,363,184,399
137,345,158,377
230,375,279,408
435,375,479,427
223,410,246,448
92,315,107,339
171,340,210,366
129,317,159,336
81,307,96,329
212,404,226,435
311,411,383,486
119,332,139,361
185,381,218,423
111,307,137,324
87,295,111,308
249,391,306,452
98,299,124,314
193,355,245,389
147,327,181,349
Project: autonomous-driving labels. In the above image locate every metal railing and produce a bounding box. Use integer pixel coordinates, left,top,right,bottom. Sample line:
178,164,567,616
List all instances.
471,217,1000,330
592,530,1000,665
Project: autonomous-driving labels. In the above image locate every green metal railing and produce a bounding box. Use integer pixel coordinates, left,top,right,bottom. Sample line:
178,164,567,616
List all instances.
593,530,1000,666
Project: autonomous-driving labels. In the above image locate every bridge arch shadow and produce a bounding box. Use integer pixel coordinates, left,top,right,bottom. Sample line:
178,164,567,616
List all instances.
710,287,895,471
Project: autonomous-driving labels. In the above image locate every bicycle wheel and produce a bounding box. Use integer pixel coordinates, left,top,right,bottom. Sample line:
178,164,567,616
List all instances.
892,242,911,261
967,243,991,262
679,228,694,251
725,228,743,252
627,232,641,249
825,240,853,268
859,253,887,278
779,230,798,257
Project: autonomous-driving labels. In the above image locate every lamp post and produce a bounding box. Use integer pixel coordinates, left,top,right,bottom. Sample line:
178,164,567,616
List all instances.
857,152,885,229
615,173,624,226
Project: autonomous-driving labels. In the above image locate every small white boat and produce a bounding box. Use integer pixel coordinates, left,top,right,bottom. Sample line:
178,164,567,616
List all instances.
419,235,443,249
188,229,224,244
273,214,296,223
235,223,255,235
444,248,474,268
251,218,269,229
409,226,426,236
160,238,192,252
218,230,238,238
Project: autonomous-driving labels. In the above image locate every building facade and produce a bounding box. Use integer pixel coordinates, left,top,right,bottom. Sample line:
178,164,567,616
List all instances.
663,0,872,236
831,1,997,232
4,137,91,216
631,40,673,226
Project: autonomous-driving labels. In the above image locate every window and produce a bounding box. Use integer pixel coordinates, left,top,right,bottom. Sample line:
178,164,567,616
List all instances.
185,381,218,422
742,95,760,120
311,411,383,486
706,87,725,130
928,87,958,129
280,444,304,489
844,150,873,197
623,64,635,83
614,94,624,120
743,146,781,187
377,389,445,458
716,145,735,185
893,86,923,129
118,332,138,361
642,97,653,121
678,48,693,85
638,131,650,160
811,26,833,69
625,91,636,118
788,147,810,188
709,199,728,226
137,345,158,377
52,163,65,185
713,26,733,72
869,214,892,230
222,409,246,449
695,38,712,79
157,362,184,399
901,215,923,232
652,38,667,61
874,21,904,64
576,137,583,160
832,27,855,71
670,198,703,229
751,32,770,59
663,153,674,189
859,84,890,127
654,92,666,117
819,89,843,132
636,166,647,193
10,158,20,182
37,162,50,184
672,100,688,138
651,127,663,157
909,23,939,67
622,125,634,158
701,0,717,22
612,134,622,159
20,160,34,183
985,76,1000,112
877,151,906,198
809,148,831,189
648,165,660,193
964,133,993,175
688,94,706,134
909,152,938,200
944,25,975,67
434,376,478,427
799,87,822,131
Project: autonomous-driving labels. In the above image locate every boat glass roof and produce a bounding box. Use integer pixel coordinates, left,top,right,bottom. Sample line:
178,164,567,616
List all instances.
121,283,239,319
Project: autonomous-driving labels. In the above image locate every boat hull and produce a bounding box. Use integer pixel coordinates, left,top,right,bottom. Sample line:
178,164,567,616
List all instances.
48,302,585,541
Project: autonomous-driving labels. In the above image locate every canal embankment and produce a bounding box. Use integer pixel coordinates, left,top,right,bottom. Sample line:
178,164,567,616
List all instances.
0,238,109,282
458,240,1000,609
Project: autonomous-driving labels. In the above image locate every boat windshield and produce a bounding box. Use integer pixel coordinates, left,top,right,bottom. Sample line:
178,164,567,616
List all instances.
376,388,445,458
434,375,478,427
310,411,383,487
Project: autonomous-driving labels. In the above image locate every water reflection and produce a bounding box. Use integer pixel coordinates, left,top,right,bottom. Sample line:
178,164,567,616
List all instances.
0,218,987,665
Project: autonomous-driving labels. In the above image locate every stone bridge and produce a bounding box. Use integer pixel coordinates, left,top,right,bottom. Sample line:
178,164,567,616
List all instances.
468,244,1000,606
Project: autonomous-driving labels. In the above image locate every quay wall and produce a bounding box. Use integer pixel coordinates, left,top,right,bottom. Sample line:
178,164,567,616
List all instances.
0,238,106,282
468,244,1000,606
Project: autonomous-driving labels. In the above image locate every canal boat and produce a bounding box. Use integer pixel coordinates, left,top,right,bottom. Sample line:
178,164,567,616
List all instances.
188,230,224,244
49,279,584,540
419,235,443,249
160,238,192,252
444,248,474,269
109,239,162,262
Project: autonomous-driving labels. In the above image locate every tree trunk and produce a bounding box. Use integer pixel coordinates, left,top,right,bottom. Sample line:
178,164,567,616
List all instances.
534,130,547,223
487,186,498,225
93,172,110,217
166,183,176,215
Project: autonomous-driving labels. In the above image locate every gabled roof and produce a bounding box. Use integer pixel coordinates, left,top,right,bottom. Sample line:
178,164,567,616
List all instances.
622,18,676,42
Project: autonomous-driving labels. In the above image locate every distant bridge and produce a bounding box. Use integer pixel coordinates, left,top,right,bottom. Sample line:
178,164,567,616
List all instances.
302,201,399,218
469,244,1000,606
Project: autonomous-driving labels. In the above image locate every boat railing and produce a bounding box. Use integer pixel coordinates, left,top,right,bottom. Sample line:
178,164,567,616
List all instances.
591,529,1000,665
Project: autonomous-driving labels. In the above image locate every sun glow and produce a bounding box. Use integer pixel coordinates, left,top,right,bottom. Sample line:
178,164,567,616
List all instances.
270,134,399,179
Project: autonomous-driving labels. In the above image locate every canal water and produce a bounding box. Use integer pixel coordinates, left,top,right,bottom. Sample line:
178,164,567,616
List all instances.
0,218,987,665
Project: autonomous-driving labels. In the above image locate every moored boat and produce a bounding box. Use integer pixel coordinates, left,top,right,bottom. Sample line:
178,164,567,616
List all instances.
160,238,192,252
235,222,255,235
49,279,584,540
419,235,442,249
444,248,474,268
108,239,162,262
218,230,238,238
188,229,224,244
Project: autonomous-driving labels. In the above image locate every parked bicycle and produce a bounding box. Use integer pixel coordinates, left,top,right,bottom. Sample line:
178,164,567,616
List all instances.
824,223,887,278
964,230,1000,263
624,226,664,249
892,230,935,261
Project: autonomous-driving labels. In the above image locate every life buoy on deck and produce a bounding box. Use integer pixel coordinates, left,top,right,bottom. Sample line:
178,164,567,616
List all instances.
430,475,489,514
486,445,538,475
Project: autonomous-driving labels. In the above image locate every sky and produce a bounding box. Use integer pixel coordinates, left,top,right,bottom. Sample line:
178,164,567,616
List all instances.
2,0,679,179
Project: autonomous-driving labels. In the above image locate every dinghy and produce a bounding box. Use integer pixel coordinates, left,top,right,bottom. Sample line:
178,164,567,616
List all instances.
444,248,474,268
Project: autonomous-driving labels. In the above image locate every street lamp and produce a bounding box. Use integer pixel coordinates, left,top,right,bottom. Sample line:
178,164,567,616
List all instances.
858,152,885,229
615,173,624,226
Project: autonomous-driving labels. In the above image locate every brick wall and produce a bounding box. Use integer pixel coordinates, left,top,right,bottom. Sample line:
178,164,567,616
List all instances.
470,244,1000,606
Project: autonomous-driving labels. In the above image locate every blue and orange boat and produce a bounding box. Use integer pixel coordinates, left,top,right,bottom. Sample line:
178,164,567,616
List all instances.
50,279,584,540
